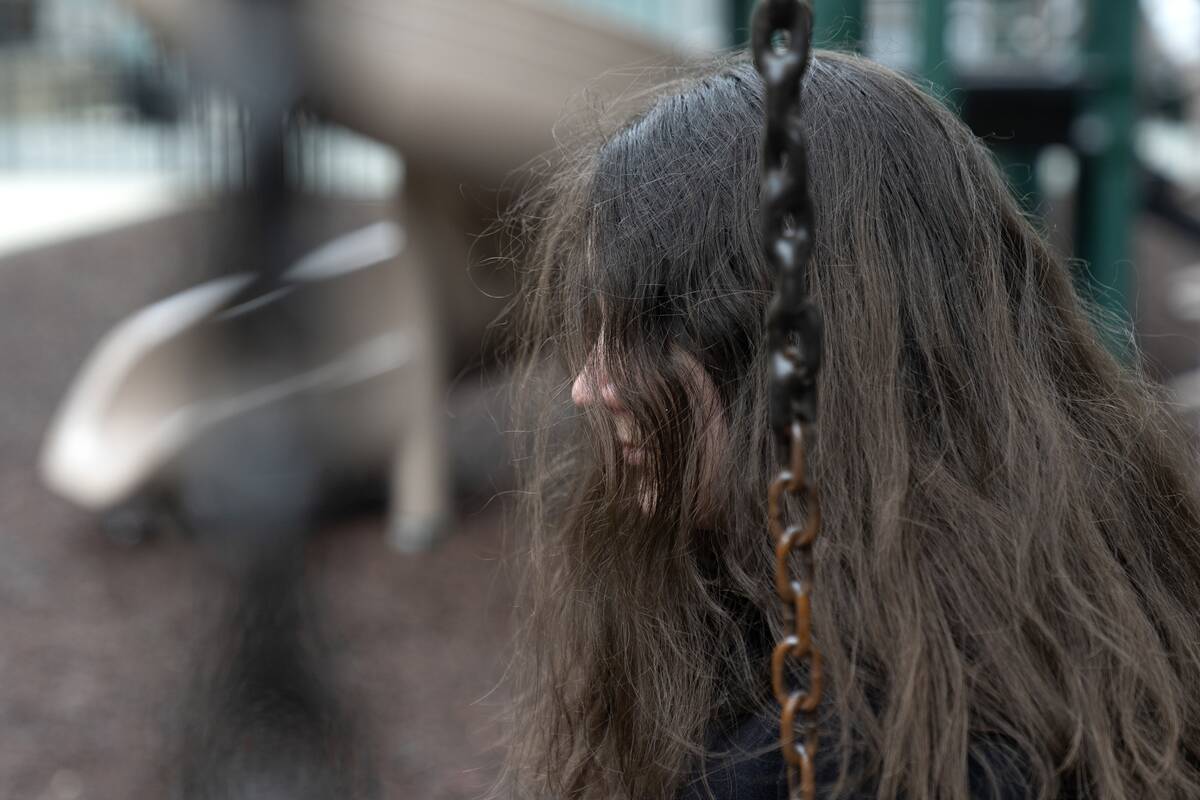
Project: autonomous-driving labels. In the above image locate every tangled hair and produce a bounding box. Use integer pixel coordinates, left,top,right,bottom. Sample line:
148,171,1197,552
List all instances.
499,52,1200,800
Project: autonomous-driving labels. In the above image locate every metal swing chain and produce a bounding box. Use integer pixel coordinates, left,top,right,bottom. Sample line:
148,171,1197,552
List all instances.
750,2,823,799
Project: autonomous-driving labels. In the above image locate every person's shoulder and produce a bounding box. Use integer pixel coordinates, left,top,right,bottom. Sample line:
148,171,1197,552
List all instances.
678,711,786,800
679,713,1041,800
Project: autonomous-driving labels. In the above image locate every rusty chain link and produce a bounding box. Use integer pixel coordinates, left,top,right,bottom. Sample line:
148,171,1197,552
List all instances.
768,422,822,799
750,2,822,798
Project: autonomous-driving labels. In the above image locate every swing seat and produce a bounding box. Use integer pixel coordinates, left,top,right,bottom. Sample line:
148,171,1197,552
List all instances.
39,221,449,550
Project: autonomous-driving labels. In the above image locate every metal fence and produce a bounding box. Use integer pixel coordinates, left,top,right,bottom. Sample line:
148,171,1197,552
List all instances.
0,0,399,196
0,0,731,197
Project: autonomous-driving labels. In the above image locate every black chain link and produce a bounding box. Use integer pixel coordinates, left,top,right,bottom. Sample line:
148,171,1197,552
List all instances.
750,2,823,799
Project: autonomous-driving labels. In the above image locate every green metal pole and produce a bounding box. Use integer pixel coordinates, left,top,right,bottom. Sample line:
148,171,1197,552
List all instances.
728,0,755,47
812,0,864,51
920,0,951,97
1075,0,1137,358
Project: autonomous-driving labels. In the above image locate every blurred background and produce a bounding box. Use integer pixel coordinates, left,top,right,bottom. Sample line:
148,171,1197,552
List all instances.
0,1,1197,799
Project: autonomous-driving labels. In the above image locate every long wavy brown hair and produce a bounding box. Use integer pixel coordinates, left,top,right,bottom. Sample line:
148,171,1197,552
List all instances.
498,51,1200,800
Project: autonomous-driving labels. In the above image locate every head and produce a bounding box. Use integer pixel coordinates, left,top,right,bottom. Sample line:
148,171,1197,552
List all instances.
503,52,1200,800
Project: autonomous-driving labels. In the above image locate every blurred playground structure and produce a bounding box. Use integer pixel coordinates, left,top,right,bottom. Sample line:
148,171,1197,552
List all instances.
4,0,1198,539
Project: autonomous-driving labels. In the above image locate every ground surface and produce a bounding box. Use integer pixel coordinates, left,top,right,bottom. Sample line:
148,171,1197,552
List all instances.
0,200,515,800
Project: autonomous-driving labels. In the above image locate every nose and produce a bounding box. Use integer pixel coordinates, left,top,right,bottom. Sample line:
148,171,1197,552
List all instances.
571,369,594,408
571,359,622,412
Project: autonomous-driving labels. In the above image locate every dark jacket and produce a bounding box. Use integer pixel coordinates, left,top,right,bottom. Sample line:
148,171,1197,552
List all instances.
678,712,1037,800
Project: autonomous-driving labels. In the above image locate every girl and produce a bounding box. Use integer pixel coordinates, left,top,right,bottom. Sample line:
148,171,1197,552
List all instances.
502,52,1200,799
